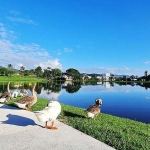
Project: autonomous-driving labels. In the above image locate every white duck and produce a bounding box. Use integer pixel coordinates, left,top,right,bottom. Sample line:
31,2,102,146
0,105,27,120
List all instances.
19,89,28,96
11,91,19,99
34,100,61,130
14,83,37,111
0,81,11,103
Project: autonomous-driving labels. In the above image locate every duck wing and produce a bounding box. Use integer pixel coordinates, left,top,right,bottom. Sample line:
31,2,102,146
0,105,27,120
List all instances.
16,96,34,104
86,105,100,115
0,92,11,98
34,106,53,122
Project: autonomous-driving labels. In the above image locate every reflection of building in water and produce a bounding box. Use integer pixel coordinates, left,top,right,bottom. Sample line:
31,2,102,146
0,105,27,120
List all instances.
62,81,73,87
62,74,73,81
97,82,102,85
104,82,110,88
65,81,73,85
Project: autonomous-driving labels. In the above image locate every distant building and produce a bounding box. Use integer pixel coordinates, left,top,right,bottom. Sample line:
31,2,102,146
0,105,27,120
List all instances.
145,70,148,77
103,73,110,81
82,74,92,80
96,75,103,80
62,74,73,81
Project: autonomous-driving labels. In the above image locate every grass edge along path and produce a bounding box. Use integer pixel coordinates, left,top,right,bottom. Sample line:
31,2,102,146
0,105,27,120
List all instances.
8,98,150,150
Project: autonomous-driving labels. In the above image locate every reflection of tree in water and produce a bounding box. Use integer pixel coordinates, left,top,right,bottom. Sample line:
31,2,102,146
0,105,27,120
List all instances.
64,82,81,93
136,82,150,90
50,82,61,93
109,82,114,87
34,82,43,94
115,82,136,86
2,81,150,95
0,82,6,93
42,81,62,93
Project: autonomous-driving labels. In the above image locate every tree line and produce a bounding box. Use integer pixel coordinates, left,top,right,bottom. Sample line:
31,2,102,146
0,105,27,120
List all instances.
0,64,81,80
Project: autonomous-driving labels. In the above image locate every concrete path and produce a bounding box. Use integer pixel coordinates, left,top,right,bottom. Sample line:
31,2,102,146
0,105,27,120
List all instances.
0,104,115,150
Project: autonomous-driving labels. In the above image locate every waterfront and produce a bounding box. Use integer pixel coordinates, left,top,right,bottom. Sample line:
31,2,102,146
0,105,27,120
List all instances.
1,81,150,123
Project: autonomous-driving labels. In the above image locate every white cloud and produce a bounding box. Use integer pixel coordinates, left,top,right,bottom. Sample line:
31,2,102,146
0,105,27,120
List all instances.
144,61,150,64
0,23,16,40
64,47,73,52
7,17,37,25
38,88,61,100
56,49,61,55
9,10,20,16
15,63,26,70
38,59,62,70
0,23,63,70
7,10,36,25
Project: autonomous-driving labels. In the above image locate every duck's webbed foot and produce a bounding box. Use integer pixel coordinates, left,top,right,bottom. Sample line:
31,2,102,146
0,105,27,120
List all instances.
26,107,31,111
45,121,57,130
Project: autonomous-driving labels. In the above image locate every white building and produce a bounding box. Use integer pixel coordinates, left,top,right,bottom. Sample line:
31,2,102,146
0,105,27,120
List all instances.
103,73,110,81
82,74,92,80
96,75,103,80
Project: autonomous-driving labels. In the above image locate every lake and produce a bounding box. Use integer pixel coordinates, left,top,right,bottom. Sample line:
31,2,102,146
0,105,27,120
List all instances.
1,81,150,124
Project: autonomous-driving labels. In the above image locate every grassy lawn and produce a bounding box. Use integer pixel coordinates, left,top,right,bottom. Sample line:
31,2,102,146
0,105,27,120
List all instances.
0,76,47,82
7,97,150,150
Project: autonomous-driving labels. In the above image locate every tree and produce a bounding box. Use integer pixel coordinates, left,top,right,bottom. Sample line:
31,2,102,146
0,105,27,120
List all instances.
20,66,25,76
35,66,43,77
0,67,9,76
66,68,81,80
43,67,52,79
52,68,62,79
130,75,135,80
123,76,127,81
8,64,13,70
46,67,52,79
20,66,25,72
47,67,52,71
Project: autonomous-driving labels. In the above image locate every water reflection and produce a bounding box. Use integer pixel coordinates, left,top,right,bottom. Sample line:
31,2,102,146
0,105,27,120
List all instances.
1,81,150,123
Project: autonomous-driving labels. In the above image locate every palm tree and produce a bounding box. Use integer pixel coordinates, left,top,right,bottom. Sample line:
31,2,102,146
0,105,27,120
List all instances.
46,66,52,79
8,64,12,70
20,66,25,76
35,66,43,77
47,67,52,71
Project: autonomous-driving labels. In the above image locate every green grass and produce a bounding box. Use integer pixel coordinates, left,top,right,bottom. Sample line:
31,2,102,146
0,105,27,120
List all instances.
7,98,150,150
0,76,46,82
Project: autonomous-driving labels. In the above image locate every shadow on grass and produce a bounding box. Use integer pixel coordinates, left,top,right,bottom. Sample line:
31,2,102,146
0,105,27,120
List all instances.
63,110,86,118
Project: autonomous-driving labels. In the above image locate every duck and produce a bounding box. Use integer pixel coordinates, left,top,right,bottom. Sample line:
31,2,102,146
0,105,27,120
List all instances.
14,83,37,111
0,81,11,103
11,91,19,99
19,89,28,96
86,98,102,119
34,100,61,130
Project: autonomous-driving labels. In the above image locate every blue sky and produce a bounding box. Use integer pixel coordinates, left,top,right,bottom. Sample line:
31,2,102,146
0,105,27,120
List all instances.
0,0,150,76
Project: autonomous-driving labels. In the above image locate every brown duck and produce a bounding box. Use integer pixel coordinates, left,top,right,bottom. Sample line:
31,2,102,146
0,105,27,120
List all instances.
86,98,102,119
14,83,37,111
0,81,11,103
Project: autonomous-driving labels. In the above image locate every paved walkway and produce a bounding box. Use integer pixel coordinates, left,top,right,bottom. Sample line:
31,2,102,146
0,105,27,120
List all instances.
0,104,115,150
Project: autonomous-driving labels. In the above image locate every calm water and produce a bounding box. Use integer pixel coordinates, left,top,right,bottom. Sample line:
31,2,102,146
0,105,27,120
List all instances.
1,81,150,123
